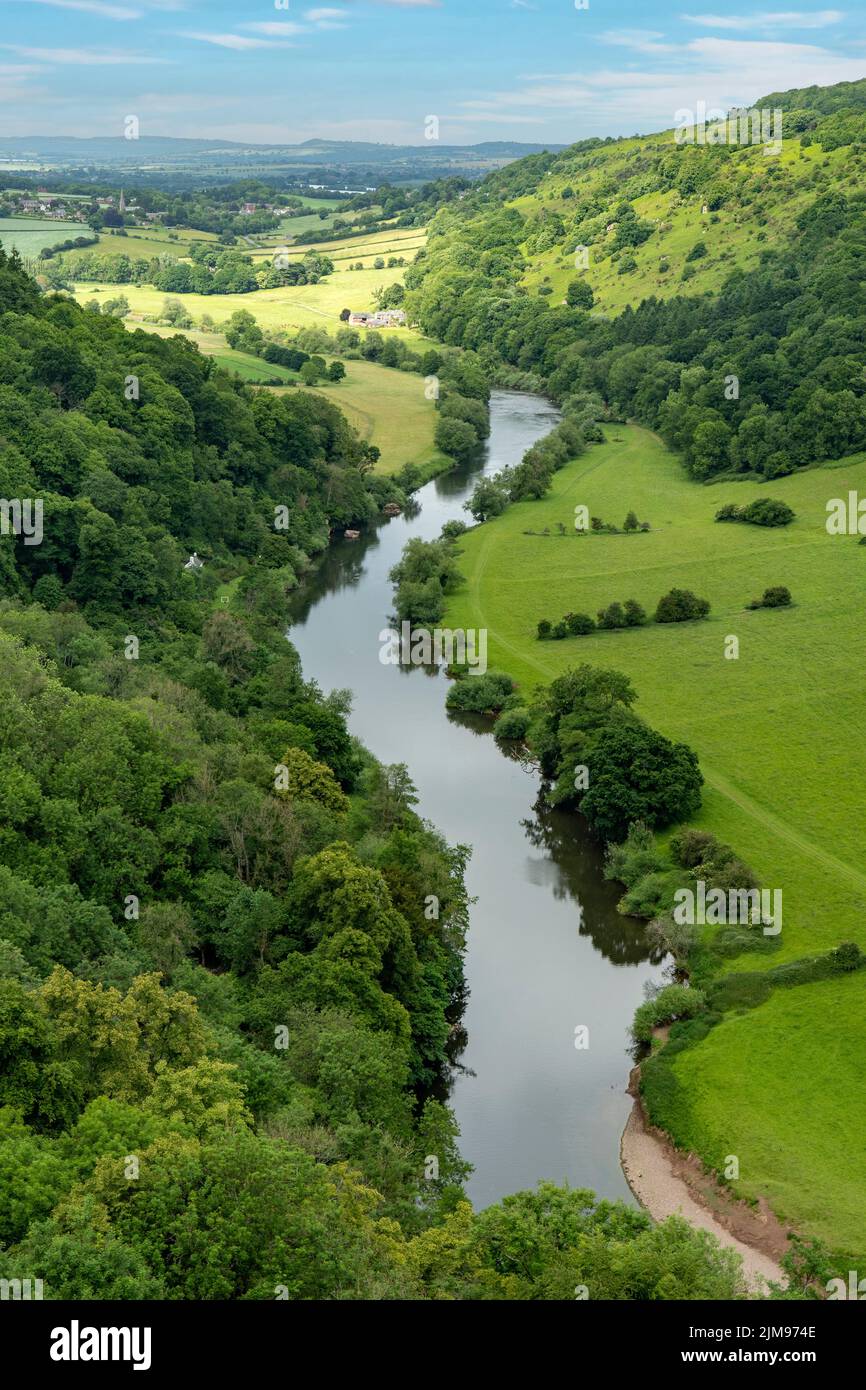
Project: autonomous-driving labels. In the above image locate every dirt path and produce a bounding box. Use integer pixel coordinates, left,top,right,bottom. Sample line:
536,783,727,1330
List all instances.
621,1094,789,1295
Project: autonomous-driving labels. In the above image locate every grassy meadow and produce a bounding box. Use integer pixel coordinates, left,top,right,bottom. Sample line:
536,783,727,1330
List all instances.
444,424,866,964
0,217,83,256
443,424,866,1254
70,262,421,337
272,358,442,476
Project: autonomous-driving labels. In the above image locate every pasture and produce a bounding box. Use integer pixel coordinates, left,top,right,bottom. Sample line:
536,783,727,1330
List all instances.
442,421,866,1255
444,423,866,965
0,217,83,257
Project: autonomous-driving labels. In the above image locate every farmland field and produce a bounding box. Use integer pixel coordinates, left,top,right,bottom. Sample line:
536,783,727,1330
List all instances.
122,320,439,473
273,358,442,476
0,216,83,256
442,422,866,1256
444,424,866,965
69,263,416,334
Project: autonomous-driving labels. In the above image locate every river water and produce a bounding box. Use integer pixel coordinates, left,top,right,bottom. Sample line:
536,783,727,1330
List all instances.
288,390,659,1209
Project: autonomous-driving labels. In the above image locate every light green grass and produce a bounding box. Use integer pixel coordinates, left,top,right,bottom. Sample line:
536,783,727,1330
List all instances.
667,973,866,1261
93,227,218,260
444,424,866,965
272,358,442,476
69,263,424,339
443,421,866,1255
0,217,82,256
518,136,846,315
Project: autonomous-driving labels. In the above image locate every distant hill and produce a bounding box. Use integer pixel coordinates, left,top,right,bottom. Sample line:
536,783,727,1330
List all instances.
0,135,567,188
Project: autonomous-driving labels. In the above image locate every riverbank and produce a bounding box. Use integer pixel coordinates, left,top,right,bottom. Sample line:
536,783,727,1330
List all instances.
288,390,661,1210
621,1066,789,1294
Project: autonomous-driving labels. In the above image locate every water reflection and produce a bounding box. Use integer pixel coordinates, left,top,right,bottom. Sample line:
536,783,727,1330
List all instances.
287,392,662,1208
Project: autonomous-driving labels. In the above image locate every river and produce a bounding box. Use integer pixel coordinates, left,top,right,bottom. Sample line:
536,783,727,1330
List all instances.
287,390,660,1210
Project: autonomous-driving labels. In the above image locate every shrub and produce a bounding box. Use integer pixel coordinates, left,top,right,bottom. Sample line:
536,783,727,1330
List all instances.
597,601,627,630
655,589,710,623
604,822,666,887
446,670,515,714
633,984,706,1044
564,612,596,636
537,619,552,640
494,708,531,741
669,829,718,869
832,941,862,973
623,599,647,627
645,913,700,963
718,499,795,528
748,585,792,610
743,498,795,527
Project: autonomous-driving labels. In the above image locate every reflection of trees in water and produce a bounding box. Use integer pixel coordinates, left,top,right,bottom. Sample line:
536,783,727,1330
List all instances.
447,709,659,965
287,532,382,625
520,798,662,968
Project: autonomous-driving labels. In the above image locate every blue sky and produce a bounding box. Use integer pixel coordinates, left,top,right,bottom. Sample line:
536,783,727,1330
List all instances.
0,0,864,144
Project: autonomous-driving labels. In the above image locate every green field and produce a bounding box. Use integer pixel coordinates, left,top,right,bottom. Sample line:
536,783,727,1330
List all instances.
70,262,423,338
95,226,218,259
665,971,866,1261
122,321,439,474
273,358,443,476
443,424,866,1255
0,217,83,256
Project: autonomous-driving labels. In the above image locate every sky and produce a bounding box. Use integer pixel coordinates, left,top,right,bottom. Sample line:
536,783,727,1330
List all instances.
0,0,864,145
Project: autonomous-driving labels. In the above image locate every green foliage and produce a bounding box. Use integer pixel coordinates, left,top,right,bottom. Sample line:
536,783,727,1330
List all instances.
633,983,706,1044
446,670,515,714
655,588,711,623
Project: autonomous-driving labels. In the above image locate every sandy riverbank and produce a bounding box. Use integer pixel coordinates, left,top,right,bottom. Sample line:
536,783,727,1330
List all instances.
620,1078,789,1294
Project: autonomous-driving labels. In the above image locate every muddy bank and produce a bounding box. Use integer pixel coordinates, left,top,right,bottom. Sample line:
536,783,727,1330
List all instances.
620,1070,789,1293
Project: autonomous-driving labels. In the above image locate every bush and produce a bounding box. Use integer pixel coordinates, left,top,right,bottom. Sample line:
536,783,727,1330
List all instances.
446,670,515,714
564,611,596,636
623,599,647,627
598,601,627,630
655,589,710,623
604,822,666,888
494,708,531,741
717,499,795,528
633,984,706,1044
743,498,795,527
537,619,553,640
832,941,862,972
748,585,792,610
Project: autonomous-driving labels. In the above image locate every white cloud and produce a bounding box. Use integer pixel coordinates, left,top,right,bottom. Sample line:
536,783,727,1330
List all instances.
180,32,298,50
241,23,309,38
2,43,170,62
464,33,866,134
12,0,142,17
601,29,679,54
681,10,845,30
304,7,348,18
